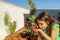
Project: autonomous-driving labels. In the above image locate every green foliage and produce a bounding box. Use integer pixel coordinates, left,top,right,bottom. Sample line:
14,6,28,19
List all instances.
28,0,36,15
4,12,10,26
22,0,37,38
28,15,37,24
23,26,33,33
4,12,16,35
9,21,16,35
27,0,37,24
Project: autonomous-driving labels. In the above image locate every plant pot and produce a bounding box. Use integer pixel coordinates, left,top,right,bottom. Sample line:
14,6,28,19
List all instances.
30,38,37,40
11,35,27,40
4,36,12,40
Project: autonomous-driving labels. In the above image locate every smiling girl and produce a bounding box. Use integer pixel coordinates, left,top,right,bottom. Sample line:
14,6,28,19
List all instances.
35,12,60,40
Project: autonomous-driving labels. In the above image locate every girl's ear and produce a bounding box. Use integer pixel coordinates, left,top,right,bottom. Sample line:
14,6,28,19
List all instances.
47,21,50,24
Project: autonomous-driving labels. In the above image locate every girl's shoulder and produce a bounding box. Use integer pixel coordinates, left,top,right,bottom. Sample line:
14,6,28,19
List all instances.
51,23,60,29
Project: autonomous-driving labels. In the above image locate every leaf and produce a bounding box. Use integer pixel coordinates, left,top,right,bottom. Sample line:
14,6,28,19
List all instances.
4,12,10,26
4,12,17,35
9,21,16,35
28,0,36,15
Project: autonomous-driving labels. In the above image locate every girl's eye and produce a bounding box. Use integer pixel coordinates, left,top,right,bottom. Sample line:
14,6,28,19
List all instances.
39,23,43,25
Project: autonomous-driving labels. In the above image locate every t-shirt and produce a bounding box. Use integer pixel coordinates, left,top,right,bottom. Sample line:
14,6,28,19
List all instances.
43,23,60,40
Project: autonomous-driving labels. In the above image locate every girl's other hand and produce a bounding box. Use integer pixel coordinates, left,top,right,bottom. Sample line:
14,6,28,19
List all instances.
34,29,42,33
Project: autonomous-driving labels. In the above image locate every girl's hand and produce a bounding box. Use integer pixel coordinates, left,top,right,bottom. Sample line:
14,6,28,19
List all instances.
34,29,42,33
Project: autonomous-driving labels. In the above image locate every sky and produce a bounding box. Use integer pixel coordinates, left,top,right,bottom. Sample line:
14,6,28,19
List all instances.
3,0,60,9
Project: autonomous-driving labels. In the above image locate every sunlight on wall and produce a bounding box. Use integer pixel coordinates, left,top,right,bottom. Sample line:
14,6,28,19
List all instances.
0,2,29,40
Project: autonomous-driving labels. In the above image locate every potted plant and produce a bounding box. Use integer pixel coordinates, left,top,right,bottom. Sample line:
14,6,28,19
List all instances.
20,14,39,40
4,13,17,40
30,32,38,40
21,0,39,39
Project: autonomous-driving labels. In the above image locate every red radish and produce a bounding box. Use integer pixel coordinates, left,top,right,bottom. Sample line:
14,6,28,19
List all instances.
32,25,39,29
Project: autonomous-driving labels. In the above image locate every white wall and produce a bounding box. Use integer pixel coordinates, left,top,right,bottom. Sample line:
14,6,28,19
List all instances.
0,2,29,40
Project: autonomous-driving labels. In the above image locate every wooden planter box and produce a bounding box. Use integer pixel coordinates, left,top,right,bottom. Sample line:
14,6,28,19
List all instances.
30,37,38,40
26,37,38,40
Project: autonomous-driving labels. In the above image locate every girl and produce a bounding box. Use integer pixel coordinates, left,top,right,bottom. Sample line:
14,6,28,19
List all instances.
34,12,60,40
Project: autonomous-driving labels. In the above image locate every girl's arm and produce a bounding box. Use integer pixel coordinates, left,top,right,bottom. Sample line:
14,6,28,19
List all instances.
38,34,42,40
51,28,59,40
35,28,59,40
37,29,52,40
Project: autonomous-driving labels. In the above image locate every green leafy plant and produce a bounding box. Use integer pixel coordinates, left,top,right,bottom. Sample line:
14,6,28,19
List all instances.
4,12,10,26
28,0,36,15
9,21,16,35
22,0,38,38
4,12,16,35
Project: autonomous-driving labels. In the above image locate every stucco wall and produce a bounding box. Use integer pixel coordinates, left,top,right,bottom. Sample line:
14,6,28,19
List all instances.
0,2,29,40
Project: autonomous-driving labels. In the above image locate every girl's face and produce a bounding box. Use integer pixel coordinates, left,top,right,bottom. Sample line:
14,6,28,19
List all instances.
37,20,48,30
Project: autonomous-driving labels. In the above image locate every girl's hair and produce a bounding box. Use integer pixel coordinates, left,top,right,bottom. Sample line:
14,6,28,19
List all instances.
36,12,60,36
36,12,60,25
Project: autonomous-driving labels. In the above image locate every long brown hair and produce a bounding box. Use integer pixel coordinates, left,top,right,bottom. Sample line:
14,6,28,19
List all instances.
36,12,60,36
36,12,60,25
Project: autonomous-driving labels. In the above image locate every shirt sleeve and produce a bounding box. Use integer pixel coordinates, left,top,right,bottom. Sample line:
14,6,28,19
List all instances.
51,23,59,30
